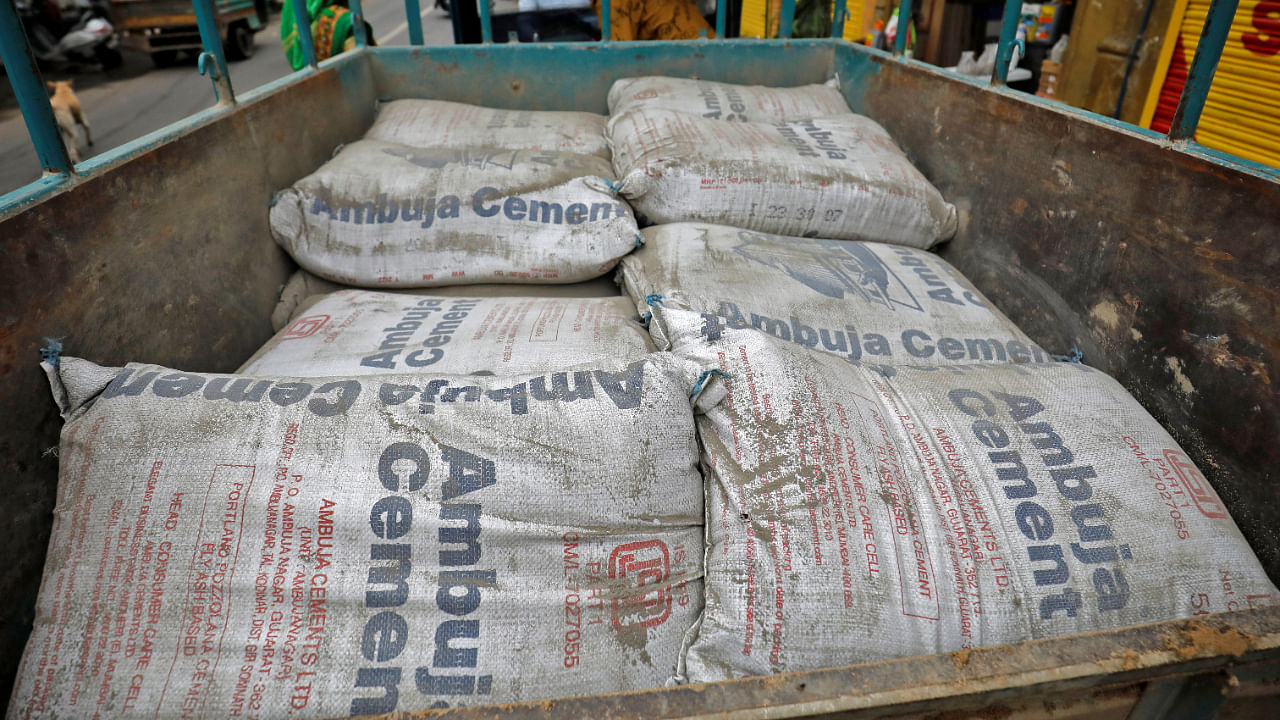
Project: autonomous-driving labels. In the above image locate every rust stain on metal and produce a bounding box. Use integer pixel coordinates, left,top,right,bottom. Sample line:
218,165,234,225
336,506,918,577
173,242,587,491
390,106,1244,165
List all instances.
1010,198,1028,215
1118,648,1142,670
1194,246,1236,261
1163,620,1253,660
950,648,973,670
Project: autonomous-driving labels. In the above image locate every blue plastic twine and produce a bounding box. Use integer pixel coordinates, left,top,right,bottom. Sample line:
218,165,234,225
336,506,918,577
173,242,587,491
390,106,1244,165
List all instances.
40,340,63,367
635,233,645,249
690,369,731,399
601,177,627,195
641,294,665,325
1051,346,1084,364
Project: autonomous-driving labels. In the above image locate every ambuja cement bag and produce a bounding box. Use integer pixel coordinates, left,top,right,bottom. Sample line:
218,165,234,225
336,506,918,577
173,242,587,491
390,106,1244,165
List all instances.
241,290,652,376
11,355,704,718
608,77,852,122
364,100,610,160
608,110,957,248
625,223,1046,365
268,270,624,332
269,141,637,288
660,309,1277,681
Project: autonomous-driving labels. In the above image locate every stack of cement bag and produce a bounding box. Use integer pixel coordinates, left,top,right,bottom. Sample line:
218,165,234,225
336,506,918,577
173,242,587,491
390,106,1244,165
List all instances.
13,84,1275,720
603,77,1276,683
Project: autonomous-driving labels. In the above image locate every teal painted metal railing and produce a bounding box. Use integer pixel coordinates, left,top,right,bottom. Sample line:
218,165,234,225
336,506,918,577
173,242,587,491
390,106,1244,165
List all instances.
893,0,911,56
992,0,1022,85
1168,0,1240,141
404,0,424,45
0,0,1268,217
351,0,369,48
0,0,75,176
779,0,795,39
290,0,318,67
194,0,235,104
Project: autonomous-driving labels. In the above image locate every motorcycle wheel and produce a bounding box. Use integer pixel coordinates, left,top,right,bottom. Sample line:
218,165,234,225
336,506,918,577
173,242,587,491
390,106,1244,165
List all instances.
224,22,255,61
95,45,123,70
152,50,181,68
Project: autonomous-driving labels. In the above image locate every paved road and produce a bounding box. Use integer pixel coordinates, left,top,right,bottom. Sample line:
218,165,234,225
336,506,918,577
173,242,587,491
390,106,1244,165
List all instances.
0,0,466,196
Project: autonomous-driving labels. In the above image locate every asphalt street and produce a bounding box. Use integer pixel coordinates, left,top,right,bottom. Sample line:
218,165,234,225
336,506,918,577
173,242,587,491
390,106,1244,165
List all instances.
0,0,463,196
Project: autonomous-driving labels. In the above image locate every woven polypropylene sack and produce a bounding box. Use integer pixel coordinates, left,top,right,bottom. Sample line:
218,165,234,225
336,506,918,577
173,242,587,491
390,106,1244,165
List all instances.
269,141,636,288
608,110,957,248
11,355,704,718
365,100,610,160
624,223,1047,365
241,290,652,376
607,77,851,122
268,270,624,332
659,310,1277,682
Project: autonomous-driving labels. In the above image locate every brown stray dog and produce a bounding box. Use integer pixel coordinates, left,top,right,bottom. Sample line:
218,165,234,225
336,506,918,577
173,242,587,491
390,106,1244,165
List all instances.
47,80,92,163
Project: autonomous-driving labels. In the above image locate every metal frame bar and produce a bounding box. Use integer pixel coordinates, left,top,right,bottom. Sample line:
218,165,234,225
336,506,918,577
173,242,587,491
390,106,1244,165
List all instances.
992,0,1022,85
193,0,235,104
779,0,795,39
832,0,847,39
351,0,369,48
1168,0,1241,141
0,0,75,175
716,0,727,38
479,0,492,43
893,0,912,56
290,0,318,67
601,0,611,41
404,0,425,45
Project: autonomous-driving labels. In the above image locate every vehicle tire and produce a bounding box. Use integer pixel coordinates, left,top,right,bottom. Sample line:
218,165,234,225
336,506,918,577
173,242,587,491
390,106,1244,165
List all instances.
95,45,123,70
152,49,181,68
224,22,255,61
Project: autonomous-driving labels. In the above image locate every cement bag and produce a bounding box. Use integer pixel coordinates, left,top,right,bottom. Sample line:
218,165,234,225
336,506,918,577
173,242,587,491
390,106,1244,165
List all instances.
608,110,957,248
242,290,652,376
269,140,637,288
269,270,624,332
608,76,851,122
12,355,705,719
365,100,610,160
625,223,1046,365
659,309,1277,682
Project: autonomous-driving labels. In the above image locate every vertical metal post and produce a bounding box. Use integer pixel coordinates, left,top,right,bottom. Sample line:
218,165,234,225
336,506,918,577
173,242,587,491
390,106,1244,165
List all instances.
832,0,847,39
350,0,368,47
1168,0,1240,141
715,0,726,38
779,0,795,38
0,0,74,174
991,0,1021,84
193,0,235,103
893,0,912,55
291,0,318,67
601,0,611,41
405,0,424,45
478,0,492,42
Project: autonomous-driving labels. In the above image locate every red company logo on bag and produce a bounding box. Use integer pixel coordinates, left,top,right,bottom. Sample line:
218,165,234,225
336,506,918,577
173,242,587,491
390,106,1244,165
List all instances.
634,89,658,100
281,314,330,340
608,539,672,631
1165,449,1228,519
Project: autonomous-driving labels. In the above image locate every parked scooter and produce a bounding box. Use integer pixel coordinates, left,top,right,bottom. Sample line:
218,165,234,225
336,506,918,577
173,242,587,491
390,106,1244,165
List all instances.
17,0,122,71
